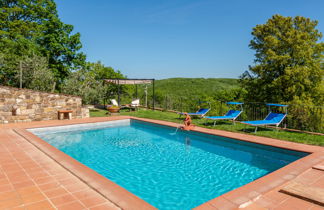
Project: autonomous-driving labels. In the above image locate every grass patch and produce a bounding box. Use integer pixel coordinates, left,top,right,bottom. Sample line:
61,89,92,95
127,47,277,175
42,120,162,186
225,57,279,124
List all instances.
90,108,324,146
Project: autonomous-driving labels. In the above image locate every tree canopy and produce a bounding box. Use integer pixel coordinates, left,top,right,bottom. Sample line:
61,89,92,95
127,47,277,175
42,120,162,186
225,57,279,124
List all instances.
61,62,127,105
241,15,324,105
0,0,85,88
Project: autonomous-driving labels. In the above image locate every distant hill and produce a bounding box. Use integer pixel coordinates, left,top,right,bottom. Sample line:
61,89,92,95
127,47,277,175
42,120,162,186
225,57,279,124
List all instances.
154,78,239,98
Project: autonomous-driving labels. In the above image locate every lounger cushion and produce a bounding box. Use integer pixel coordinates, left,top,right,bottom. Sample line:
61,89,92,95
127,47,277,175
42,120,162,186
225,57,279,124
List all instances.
241,120,278,125
179,108,210,115
205,116,235,120
265,112,285,121
242,113,286,126
225,110,241,118
204,110,242,120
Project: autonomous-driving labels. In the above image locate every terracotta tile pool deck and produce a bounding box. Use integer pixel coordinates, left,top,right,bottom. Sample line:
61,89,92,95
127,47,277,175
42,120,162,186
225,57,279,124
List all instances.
0,116,323,210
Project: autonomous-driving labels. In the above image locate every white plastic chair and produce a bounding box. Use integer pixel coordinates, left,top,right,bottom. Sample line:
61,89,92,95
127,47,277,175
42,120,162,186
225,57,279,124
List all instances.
131,99,140,110
131,99,140,107
110,99,119,106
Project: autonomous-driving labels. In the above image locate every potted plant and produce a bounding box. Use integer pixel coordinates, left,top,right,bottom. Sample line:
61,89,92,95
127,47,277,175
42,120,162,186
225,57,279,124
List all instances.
107,105,120,113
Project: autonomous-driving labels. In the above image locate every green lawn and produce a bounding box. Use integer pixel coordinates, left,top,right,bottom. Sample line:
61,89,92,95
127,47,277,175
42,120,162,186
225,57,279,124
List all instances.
90,108,324,146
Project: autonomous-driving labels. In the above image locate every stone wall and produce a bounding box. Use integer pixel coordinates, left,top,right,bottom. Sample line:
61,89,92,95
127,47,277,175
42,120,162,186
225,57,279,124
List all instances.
0,86,89,124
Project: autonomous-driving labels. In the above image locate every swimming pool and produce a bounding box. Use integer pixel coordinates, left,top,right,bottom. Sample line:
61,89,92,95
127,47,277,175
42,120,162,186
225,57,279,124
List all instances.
29,119,307,209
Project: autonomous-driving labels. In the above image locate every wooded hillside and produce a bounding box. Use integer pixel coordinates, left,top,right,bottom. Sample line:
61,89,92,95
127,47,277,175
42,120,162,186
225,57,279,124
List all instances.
154,78,239,98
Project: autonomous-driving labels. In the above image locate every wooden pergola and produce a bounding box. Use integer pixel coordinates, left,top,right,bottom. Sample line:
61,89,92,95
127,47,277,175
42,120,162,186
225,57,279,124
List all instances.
104,79,155,109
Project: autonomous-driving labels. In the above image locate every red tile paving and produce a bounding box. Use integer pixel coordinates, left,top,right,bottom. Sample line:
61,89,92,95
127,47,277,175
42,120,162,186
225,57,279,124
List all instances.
0,118,124,210
0,116,323,210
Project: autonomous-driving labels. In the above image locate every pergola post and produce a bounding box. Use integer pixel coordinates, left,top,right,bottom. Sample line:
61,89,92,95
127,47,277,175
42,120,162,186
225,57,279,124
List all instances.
136,84,138,99
117,79,120,106
153,79,155,110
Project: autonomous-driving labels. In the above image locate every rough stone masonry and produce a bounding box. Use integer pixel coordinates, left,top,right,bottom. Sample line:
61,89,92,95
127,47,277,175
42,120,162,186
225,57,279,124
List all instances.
0,86,89,124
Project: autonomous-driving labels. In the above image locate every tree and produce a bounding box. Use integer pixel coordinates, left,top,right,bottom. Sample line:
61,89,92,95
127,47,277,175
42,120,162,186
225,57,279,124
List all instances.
18,55,55,92
61,62,127,105
0,0,85,88
61,68,103,104
241,15,324,104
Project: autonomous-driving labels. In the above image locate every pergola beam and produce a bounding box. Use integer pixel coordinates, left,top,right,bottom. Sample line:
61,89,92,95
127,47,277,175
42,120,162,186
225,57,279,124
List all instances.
104,79,153,85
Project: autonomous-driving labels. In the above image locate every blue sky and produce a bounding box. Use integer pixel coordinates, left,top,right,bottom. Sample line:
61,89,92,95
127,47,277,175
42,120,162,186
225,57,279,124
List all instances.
56,0,324,79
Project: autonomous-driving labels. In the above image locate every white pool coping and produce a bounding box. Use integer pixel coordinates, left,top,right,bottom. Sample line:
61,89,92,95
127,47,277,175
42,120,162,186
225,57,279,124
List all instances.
28,119,131,135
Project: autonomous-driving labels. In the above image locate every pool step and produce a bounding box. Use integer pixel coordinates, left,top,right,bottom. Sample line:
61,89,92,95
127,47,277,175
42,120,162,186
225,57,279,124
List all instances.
280,181,324,206
312,164,324,171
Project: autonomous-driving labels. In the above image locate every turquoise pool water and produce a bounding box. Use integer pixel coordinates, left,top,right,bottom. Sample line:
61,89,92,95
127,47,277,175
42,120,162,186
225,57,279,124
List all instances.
32,120,307,209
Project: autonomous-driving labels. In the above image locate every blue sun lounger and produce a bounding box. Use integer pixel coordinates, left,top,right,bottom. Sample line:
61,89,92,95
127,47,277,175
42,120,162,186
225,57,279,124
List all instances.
204,102,243,126
179,108,210,118
241,103,288,133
